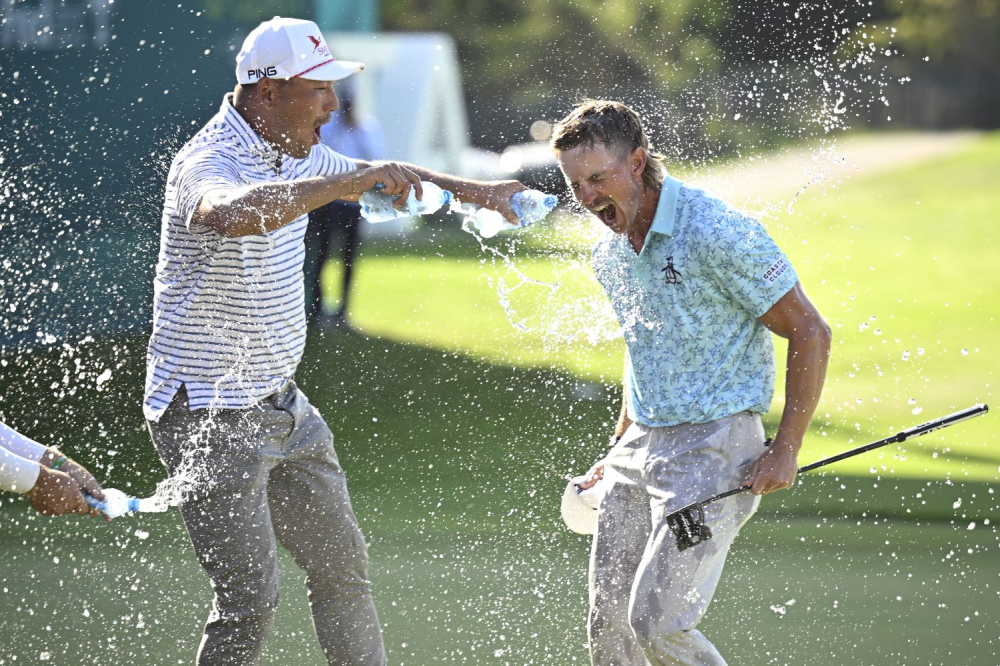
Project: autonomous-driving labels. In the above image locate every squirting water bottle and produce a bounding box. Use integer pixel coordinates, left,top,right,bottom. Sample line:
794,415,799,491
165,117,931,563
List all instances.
469,190,559,239
85,488,168,518
85,488,139,518
359,181,454,223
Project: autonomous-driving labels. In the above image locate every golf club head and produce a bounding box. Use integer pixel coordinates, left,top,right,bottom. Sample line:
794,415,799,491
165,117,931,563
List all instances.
667,503,714,551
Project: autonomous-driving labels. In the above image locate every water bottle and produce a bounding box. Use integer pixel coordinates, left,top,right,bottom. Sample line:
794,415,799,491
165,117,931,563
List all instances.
85,488,139,518
469,190,559,239
359,181,453,223
85,488,168,518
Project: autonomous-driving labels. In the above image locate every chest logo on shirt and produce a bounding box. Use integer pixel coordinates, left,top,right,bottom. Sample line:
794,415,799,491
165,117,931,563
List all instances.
661,257,682,284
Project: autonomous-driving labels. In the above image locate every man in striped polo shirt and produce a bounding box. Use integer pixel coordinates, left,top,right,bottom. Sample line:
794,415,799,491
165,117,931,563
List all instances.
144,17,524,665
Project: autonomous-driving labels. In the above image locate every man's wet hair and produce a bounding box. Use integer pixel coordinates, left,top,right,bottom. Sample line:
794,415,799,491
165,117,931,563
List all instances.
550,100,666,191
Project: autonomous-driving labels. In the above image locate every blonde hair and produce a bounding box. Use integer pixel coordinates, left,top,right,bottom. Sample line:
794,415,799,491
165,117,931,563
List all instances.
550,100,666,191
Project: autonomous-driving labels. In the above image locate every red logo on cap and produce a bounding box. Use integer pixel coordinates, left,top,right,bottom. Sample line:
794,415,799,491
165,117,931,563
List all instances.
307,35,330,57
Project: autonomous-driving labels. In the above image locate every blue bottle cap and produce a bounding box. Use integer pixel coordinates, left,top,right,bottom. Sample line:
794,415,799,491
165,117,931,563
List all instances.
84,494,105,512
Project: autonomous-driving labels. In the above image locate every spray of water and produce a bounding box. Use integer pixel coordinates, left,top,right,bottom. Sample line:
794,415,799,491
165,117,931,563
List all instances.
0,2,994,664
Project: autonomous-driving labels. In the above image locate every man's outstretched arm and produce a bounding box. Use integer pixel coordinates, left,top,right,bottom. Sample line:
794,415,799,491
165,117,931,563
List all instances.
196,160,526,238
194,162,424,238
746,281,832,495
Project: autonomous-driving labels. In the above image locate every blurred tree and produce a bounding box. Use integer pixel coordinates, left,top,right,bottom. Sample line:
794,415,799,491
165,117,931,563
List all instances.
199,0,312,25
873,0,1000,127
384,0,726,95
887,0,1000,71
380,0,910,153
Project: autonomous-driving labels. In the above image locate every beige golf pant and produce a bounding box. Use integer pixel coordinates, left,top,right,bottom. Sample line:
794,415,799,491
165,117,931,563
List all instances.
589,412,767,666
148,382,386,666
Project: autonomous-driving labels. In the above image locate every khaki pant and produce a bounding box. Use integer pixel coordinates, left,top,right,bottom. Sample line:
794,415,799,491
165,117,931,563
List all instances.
147,382,386,666
590,412,767,666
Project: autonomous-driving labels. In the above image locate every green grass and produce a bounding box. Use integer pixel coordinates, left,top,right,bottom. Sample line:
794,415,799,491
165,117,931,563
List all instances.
331,132,1000,481
2,331,998,665
1,132,999,664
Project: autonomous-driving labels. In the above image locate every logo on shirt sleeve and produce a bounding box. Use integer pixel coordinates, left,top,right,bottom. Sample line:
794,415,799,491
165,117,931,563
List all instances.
762,257,789,283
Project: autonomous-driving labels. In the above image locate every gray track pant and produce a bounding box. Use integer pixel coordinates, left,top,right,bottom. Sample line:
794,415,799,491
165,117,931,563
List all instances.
590,412,767,666
147,382,386,666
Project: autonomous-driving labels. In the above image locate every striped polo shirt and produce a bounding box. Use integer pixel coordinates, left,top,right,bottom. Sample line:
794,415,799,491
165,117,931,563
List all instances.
143,95,355,422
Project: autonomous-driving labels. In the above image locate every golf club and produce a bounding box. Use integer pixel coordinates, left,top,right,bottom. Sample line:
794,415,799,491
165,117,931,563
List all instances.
666,404,989,551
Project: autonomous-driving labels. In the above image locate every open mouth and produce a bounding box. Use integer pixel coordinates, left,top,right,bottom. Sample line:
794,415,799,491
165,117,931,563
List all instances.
593,201,618,226
313,116,329,143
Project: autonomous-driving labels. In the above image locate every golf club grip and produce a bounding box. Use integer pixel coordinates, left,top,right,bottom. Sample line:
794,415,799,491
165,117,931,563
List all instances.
797,404,988,474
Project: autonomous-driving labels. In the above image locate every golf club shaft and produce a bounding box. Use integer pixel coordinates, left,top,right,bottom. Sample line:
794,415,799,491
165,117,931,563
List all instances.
797,404,987,473
672,404,988,516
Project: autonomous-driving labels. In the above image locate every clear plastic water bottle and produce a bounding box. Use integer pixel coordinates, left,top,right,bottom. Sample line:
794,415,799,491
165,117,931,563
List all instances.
359,181,453,223
85,488,139,518
469,190,559,238
85,488,168,518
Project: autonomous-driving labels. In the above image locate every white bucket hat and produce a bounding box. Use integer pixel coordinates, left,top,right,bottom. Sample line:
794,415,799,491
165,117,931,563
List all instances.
236,17,365,85
560,473,605,535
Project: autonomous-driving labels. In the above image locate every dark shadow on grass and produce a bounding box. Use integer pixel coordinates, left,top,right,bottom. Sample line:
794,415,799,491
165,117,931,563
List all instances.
2,325,998,665
0,325,994,529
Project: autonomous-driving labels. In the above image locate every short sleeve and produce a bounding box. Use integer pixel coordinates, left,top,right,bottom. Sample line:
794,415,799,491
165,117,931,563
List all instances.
310,144,357,178
704,209,798,318
171,145,243,232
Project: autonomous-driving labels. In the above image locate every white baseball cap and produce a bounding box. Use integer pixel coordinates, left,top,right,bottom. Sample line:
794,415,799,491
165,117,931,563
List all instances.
236,17,365,85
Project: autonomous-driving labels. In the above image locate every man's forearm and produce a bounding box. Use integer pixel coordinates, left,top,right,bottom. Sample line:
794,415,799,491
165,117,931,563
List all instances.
614,389,632,440
395,164,512,210
197,173,357,238
774,325,832,454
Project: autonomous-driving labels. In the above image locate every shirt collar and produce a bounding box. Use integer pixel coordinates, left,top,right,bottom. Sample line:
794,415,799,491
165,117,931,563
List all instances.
638,174,681,257
221,94,284,171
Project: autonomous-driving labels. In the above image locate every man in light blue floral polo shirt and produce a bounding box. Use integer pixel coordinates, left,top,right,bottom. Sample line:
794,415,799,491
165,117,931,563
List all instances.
551,100,832,666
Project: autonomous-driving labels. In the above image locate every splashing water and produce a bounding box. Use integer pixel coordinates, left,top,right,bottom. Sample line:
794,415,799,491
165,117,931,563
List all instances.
455,198,561,332
0,2,994,664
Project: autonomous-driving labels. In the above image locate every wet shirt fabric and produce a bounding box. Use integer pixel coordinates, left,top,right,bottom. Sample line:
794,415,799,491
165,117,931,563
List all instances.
592,175,798,427
143,95,355,422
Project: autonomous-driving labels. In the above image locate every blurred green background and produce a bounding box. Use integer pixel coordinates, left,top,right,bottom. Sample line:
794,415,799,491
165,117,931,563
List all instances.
2,0,998,664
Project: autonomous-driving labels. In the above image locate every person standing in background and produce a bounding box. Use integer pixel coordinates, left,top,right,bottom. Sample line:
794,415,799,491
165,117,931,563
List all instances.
305,87,385,329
